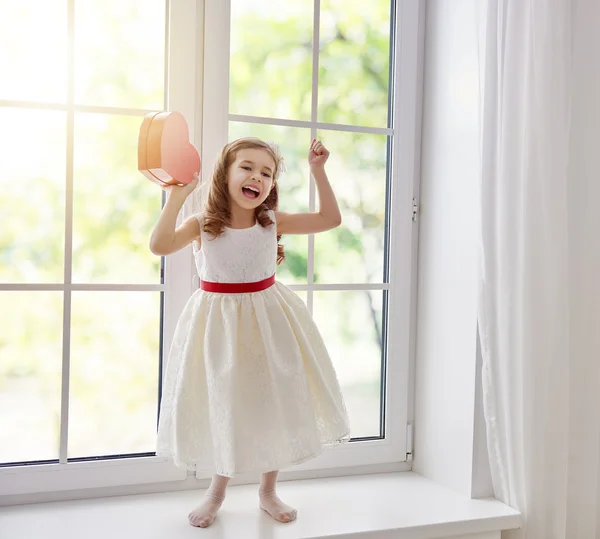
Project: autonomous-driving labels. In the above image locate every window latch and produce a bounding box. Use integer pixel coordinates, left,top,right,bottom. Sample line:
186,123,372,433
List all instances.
412,199,419,222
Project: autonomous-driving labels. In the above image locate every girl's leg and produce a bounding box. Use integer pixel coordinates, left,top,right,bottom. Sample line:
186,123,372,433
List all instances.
188,474,230,528
259,470,298,523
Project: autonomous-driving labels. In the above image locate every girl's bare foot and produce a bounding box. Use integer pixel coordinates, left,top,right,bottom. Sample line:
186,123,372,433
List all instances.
188,474,230,528
259,490,298,523
259,471,297,523
188,491,224,528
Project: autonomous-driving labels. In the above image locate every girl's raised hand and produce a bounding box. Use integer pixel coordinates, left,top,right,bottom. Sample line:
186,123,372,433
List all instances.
164,172,201,199
308,139,330,169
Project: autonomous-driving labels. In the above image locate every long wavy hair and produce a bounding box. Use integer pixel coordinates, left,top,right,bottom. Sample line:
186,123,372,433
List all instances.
202,137,285,264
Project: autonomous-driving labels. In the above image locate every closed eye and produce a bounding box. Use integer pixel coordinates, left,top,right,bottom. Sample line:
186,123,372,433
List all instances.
241,166,251,171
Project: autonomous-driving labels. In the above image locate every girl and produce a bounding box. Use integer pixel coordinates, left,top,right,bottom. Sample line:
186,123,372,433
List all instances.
150,137,350,528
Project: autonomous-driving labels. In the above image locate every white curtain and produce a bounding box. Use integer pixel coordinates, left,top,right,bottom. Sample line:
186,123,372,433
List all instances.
478,1,600,537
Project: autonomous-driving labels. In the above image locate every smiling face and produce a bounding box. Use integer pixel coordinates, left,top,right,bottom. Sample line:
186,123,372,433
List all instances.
227,148,276,210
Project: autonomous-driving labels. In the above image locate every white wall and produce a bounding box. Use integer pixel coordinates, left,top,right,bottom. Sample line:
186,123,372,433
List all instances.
472,337,493,498
565,0,600,523
412,0,487,497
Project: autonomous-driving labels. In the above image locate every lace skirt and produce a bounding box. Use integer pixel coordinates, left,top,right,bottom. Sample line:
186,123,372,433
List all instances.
156,283,350,477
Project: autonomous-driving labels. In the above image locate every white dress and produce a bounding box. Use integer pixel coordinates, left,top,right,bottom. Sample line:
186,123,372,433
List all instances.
157,210,350,477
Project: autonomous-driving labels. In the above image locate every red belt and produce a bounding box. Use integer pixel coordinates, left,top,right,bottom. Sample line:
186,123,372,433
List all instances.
200,274,276,293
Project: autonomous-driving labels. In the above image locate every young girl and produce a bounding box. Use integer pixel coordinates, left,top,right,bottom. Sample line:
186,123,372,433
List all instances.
150,137,350,528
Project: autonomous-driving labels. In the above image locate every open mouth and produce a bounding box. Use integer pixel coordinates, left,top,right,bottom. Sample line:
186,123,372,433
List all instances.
242,185,260,199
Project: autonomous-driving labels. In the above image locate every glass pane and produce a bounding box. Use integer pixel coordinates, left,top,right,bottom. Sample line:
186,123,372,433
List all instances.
230,0,313,120
0,108,66,283
313,290,383,438
295,291,307,306
74,0,165,109
229,121,310,284
319,0,392,127
314,131,387,283
0,292,63,464
0,2,67,103
72,113,162,284
68,292,160,459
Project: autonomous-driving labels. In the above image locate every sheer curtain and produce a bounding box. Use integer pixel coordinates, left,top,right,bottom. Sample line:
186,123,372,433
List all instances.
478,1,600,537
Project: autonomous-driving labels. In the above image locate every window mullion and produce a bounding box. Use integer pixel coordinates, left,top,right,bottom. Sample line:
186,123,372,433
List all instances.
306,0,322,314
162,0,203,381
383,0,425,458
201,0,231,179
59,0,76,465
229,114,393,135
310,0,321,128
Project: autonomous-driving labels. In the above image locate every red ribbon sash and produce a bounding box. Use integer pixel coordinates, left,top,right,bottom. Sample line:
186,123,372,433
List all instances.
200,274,276,294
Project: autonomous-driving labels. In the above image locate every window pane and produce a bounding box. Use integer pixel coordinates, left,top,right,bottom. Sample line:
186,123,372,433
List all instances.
314,131,388,284
230,0,313,120
0,2,67,103
229,121,310,285
0,292,63,464
0,108,66,284
72,113,161,284
295,291,307,305
313,290,383,438
319,0,392,127
74,0,165,109
68,292,160,459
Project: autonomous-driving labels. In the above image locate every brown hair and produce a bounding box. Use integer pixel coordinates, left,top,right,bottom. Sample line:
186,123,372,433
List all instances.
203,137,285,264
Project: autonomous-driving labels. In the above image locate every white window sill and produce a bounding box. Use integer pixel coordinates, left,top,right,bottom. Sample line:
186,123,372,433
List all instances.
0,472,520,539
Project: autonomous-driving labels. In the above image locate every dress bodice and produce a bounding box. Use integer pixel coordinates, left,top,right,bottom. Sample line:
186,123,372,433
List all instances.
193,211,278,283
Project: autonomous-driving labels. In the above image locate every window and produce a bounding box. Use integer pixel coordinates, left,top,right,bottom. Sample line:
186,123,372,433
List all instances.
0,0,198,498
230,0,392,441
198,0,422,475
1,0,422,499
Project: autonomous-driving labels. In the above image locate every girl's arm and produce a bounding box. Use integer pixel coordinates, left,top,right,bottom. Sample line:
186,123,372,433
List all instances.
275,140,341,235
149,175,201,256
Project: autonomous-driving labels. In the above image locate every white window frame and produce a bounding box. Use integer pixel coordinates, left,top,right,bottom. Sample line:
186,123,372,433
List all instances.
195,0,423,479
0,0,424,503
0,0,200,501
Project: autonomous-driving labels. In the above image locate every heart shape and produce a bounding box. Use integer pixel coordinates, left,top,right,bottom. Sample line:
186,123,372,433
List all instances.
138,111,200,186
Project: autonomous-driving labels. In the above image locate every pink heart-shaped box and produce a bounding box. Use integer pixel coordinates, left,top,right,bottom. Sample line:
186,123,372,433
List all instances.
138,111,200,186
